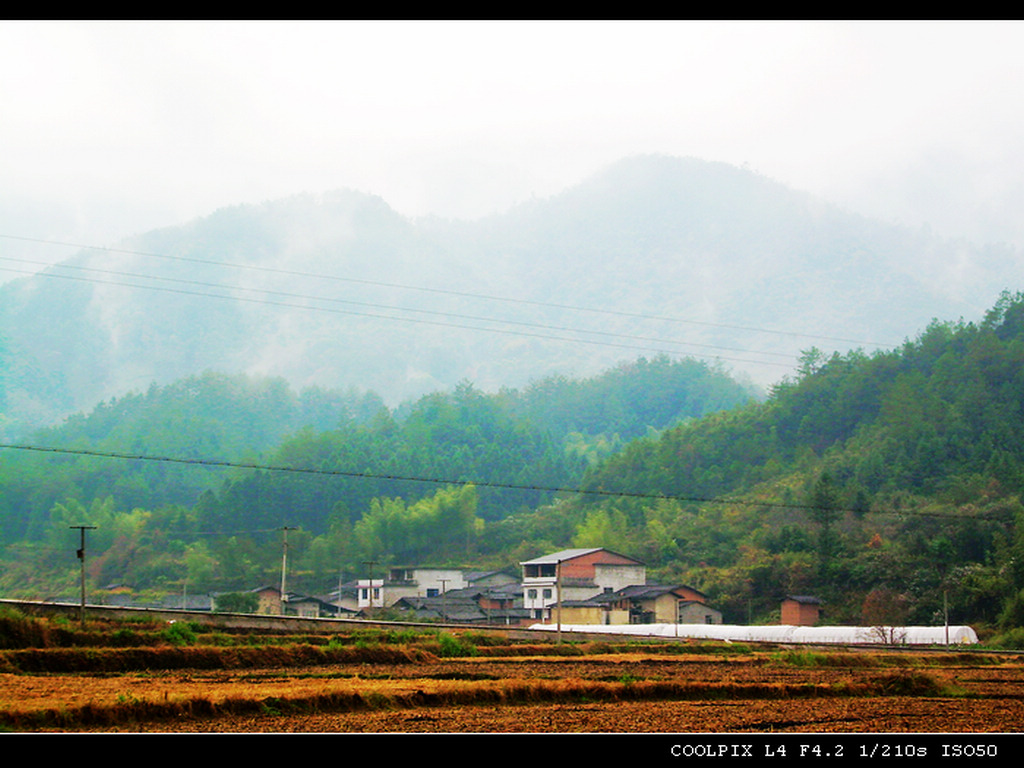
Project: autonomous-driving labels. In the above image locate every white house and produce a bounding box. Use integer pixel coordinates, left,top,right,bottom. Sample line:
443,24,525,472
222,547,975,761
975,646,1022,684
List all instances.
386,566,469,601
520,548,647,621
356,578,384,609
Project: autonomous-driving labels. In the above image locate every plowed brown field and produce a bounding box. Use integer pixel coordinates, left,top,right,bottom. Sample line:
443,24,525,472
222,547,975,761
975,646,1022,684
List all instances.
4,648,1024,733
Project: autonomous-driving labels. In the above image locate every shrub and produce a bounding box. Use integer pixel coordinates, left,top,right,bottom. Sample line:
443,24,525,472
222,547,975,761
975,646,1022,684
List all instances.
0,608,51,649
161,621,197,646
437,632,478,657
214,592,259,613
110,628,147,647
985,627,1024,650
875,671,947,697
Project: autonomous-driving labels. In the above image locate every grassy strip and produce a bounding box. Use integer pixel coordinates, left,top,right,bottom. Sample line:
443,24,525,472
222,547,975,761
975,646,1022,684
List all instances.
0,638,757,673
770,649,1005,669
0,644,436,673
0,671,958,732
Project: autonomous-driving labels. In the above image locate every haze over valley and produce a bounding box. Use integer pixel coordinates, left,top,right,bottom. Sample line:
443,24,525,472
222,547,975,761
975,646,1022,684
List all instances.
0,153,1015,437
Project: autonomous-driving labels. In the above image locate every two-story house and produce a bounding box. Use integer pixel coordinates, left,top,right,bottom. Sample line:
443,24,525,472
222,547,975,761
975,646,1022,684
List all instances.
521,548,646,621
522,548,723,626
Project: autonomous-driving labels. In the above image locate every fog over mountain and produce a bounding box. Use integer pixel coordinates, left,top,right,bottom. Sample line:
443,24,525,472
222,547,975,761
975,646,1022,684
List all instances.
0,154,1015,437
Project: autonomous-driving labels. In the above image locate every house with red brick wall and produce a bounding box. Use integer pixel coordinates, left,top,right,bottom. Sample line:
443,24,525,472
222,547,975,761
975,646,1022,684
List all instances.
521,548,647,621
781,595,823,626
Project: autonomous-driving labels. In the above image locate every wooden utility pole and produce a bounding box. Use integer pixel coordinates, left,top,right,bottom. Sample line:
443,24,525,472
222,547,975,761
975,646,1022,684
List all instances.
362,560,379,610
944,587,950,647
70,525,97,625
556,558,563,644
337,566,345,619
279,526,297,615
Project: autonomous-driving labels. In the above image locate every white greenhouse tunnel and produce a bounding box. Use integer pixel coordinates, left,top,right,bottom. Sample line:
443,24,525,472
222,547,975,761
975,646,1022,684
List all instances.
528,623,980,645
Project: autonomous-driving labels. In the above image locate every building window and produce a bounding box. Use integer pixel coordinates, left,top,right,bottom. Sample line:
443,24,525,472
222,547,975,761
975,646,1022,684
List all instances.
525,563,557,578
528,589,537,600
542,588,552,599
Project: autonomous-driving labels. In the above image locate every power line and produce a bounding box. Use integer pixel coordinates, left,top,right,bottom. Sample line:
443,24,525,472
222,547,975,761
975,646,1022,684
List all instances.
0,441,1001,521
0,257,800,367
0,264,792,369
0,233,896,348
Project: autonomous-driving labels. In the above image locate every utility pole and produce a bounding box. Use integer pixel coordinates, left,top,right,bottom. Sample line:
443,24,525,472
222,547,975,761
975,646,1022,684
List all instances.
70,525,97,625
362,560,379,611
337,565,344,620
556,558,563,644
944,587,950,647
279,526,297,615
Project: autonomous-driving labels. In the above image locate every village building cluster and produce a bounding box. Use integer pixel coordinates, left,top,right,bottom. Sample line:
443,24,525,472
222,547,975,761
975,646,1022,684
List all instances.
101,547,825,629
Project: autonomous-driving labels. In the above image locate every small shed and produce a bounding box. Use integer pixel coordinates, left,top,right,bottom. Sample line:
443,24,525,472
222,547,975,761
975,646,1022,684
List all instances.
781,595,822,626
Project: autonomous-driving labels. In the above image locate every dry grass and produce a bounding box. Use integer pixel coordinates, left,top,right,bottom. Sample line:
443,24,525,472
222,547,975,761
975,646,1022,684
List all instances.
0,651,983,732
2,613,1022,733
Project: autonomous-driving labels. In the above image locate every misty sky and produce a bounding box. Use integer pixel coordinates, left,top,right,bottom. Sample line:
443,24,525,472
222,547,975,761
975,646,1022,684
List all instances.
3,20,1024,269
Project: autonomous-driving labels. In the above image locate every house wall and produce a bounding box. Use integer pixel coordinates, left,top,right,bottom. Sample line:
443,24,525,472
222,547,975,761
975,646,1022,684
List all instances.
674,586,709,603
650,593,679,623
255,590,281,615
381,584,421,606
561,583,604,603
479,597,514,611
522,549,647,616
357,579,384,609
470,572,519,588
523,584,555,608
385,568,469,605
412,568,468,594
593,562,647,592
550,605,631,626
678,602,723,625
781,600,820,626
333,594,360,613
557,550,644,581
289,602,321,618
523,583,603,617
608,607,630,624
555,605,606,625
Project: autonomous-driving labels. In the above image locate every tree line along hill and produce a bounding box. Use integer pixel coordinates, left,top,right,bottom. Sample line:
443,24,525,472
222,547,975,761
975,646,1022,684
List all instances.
3,292,1024,642
0,355,754,599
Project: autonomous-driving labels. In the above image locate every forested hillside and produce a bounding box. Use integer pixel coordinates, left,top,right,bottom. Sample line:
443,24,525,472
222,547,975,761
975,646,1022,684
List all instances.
5,293,1024,637
3,179,1024,634
0,354,752,598
549,291,1024,629
0,372,385,544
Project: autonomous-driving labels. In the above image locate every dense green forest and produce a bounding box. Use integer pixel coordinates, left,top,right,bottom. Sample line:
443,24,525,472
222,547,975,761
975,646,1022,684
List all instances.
552,291,1024,628
0,354,754,599
5,291,1024,636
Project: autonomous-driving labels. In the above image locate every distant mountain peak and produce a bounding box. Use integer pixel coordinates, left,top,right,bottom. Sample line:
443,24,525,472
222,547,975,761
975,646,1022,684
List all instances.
0,154,1012,437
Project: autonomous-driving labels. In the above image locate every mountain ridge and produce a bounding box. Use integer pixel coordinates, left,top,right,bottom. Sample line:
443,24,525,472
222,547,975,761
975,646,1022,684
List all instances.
0,153,1013,437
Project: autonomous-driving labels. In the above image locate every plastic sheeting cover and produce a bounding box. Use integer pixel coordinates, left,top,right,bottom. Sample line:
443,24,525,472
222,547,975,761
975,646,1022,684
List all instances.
528,622,979,645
